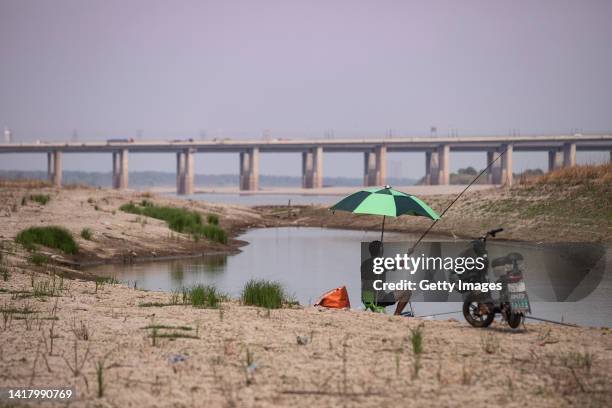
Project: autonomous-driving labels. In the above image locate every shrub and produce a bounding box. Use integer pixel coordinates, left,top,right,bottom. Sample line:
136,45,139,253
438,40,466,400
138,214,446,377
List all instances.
16,226,79,254
80,228,93,240
30,194,50,205
241,279,285,309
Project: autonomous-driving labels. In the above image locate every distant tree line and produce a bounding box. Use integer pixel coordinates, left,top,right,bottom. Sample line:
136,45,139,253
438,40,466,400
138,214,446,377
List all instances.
0,170,418,188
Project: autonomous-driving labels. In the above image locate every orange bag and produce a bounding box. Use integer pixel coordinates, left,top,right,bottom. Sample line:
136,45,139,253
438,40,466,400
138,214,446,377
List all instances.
315,286,350,309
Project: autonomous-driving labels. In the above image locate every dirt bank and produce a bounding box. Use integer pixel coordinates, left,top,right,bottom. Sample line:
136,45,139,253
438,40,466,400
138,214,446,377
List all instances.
262,166,612,244
0,186,267,269
0,264,610,408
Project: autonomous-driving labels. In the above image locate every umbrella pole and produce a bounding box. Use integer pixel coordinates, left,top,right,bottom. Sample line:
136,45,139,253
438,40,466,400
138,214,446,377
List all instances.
380,215,386,243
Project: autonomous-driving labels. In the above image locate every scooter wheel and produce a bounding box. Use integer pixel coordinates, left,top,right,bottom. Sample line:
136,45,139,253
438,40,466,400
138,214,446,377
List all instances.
463,300,494,328
507,312,523,329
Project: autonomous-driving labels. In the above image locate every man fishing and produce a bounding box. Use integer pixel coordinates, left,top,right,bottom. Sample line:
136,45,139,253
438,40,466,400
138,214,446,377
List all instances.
361,240,411,315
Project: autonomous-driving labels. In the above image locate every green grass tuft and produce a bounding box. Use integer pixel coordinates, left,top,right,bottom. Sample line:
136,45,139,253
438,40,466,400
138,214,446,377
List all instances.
186,285,222,308
410,324,424,355
30,194,51,205
119,202,227,244
33,279,60,297
16,226,78,254
207,214,219,225
241,279,285,309
138,301,170,308
29,253,49,266
80,228,93,240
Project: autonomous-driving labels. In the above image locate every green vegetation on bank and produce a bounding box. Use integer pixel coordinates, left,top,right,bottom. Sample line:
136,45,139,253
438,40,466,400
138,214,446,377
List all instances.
30,193,51,205
184,285,223,308
119,200,227,244
139,284,224,308
241,279,286,309
487,163,612,224
80,228,93,240
16,226,79,254
29,253,49,266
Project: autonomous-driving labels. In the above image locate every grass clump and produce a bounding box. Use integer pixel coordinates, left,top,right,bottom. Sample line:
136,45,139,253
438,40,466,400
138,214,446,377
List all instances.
30,194,51,205
33,280,55,297
16,226,78,254
80,228,93,240
559,351,594,372
241,279,285,309
29,253,49,266
207,214,219,225
410,324,424,356
119,202,227,244
409,323,424,379
186,285,222,308
139,301,170,308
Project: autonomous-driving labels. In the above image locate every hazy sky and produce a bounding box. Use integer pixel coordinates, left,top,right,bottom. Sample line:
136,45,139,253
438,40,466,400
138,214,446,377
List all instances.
1,0,610,177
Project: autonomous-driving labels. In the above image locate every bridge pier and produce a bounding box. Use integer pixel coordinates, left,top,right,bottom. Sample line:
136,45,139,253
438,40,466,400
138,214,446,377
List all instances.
176,149,195,195
436,144,449,185
239,147,259,191
563,142,576,167
47,152,53,183
47,150,62,187
488,149,503,184
500,144,513,185
374,145,386,186
548,148,563,171
363,146,387,186
302,146,323,188
424,145,449,185
424,150,438,185
486,151,495,184
112,149,129,189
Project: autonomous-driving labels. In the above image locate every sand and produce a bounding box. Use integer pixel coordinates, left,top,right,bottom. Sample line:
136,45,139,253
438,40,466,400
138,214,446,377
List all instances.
0,184,611,407
0,264,610,408
0,187,265,267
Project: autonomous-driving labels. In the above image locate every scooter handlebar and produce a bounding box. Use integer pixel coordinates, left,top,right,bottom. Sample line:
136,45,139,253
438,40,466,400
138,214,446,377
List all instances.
478,228,504,241
488,228,504,237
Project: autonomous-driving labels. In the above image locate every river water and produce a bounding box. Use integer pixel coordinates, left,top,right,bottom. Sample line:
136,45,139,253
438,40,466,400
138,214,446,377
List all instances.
86,227,611,327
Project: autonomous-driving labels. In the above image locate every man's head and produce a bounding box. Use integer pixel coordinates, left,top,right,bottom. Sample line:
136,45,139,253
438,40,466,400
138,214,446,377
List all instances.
368,240,383,257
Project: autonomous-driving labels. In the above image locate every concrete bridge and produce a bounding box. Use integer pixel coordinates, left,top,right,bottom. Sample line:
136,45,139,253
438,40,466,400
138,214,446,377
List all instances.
1,134,611,194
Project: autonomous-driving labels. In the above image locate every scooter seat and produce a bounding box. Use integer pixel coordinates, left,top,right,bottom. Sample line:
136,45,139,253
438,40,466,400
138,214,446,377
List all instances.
491,252,523,268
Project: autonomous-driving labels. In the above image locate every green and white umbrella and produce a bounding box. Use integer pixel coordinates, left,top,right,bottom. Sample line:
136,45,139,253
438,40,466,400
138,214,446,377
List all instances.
330,185,440,242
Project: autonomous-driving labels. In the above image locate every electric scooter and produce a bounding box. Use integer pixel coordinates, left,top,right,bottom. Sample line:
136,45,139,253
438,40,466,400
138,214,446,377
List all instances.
452,228,531,329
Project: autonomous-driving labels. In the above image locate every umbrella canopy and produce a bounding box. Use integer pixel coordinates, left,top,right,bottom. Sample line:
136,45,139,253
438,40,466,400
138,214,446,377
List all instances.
331,186,440,220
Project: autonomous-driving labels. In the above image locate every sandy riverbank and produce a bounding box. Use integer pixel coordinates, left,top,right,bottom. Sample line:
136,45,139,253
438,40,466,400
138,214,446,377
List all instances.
1,263,611,408
0,186,268,268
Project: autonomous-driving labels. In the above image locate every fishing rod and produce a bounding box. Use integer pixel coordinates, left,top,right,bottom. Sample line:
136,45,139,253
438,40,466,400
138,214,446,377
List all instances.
524,315,578,327
406,146,509,254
